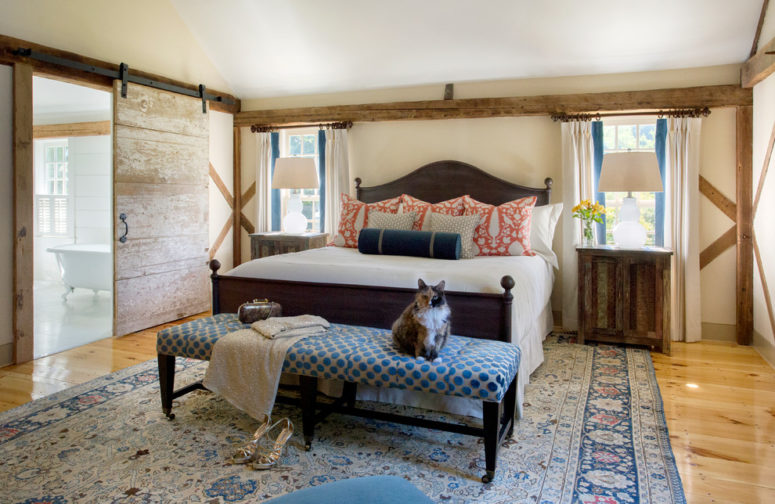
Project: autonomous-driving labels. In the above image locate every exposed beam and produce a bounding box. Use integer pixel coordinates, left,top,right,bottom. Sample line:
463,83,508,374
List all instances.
240,212,255,234
753,234,775,342
0,33,240,114
210,213,234,261
699,175,737,222
13,63,34,364
737,106,754,345
241,181,256,204
750,0,771,57
742,35,775,88
753,120,775,217
209,162,234,209
235,85,751,126
33,120,110,139
700,225,737,270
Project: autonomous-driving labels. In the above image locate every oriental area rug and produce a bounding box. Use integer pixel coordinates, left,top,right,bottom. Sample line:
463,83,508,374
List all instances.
0,335,685,504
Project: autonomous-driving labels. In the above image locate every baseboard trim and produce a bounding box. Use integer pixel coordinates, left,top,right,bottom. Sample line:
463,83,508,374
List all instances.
701,322,737,342
0,342,13,367
753,330,775,370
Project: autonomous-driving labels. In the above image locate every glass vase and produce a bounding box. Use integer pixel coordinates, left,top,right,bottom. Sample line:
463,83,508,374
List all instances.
582,222,595,247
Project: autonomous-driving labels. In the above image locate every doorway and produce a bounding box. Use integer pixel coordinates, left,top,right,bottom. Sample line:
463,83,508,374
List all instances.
32,76,113,358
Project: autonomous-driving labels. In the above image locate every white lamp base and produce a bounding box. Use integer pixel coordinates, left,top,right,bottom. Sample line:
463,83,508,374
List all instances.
613,196,647,248
283,191,308,234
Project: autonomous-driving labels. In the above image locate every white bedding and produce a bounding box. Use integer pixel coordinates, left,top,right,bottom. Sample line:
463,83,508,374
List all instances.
226,247,554,418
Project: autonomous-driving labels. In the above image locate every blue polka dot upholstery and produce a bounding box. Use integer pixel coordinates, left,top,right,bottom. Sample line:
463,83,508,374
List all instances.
157,314,520,403
283,324,520,403
156,313,249,360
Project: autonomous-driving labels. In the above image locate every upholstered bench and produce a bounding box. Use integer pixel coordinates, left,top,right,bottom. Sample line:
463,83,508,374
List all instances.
156,314,520,483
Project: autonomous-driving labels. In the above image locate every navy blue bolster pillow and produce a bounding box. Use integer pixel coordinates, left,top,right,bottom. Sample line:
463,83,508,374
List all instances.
358,228,461,260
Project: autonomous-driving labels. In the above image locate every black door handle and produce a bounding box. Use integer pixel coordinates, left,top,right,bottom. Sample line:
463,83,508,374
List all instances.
119,213,129,243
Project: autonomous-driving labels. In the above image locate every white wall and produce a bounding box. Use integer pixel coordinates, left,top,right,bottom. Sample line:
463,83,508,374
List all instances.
240,66,740,324
0,0,231,94
209,110,234,272
72,136,112,244
0,64,13,364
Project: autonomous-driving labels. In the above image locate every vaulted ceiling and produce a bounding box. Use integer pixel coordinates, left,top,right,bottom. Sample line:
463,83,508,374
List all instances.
172,0,765,99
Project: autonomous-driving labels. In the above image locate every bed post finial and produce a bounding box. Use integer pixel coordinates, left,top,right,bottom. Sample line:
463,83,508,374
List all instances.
500,275,514,344
354,177,362,189
209,259,221,315
209,259,221,277
544,177,553,190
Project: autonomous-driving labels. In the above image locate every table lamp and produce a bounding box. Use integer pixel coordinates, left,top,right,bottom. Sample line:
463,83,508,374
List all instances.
272,157,319,234
598,151,663,249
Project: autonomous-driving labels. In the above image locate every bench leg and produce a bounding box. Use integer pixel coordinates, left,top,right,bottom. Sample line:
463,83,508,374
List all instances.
343,381,357,408
158,354,175,420
482,401,501,483
300,375,318,451
502,374,518,437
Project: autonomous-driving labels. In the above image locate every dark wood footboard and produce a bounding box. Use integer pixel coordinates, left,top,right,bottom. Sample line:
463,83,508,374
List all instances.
209,259,514,343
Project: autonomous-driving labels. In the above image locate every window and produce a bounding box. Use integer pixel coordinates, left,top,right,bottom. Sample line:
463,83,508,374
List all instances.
35,140,72,237
600,118,661,246
280,130,321,232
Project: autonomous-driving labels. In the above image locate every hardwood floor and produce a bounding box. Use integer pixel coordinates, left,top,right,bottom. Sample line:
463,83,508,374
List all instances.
1,318,773,503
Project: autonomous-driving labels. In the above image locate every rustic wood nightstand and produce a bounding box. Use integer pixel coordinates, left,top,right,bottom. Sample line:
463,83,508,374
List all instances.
577,246,673,354
250,232,328,259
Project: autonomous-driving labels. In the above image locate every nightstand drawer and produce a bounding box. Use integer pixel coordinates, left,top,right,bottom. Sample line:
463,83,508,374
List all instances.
250,232,328,259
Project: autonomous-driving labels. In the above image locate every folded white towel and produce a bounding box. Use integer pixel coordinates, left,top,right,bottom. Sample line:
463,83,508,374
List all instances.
252,315,330,339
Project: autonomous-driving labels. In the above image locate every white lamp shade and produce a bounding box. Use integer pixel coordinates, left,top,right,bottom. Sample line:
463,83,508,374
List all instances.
598,152,663,193
272,157,319,189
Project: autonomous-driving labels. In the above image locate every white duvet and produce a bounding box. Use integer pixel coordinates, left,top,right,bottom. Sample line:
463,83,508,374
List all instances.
227,247,555,418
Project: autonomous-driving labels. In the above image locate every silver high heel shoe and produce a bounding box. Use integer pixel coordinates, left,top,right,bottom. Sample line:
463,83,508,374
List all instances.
229,415,272,464
252,417,293,470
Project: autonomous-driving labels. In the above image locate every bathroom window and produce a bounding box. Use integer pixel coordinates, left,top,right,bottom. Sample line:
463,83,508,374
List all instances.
35,139,72,237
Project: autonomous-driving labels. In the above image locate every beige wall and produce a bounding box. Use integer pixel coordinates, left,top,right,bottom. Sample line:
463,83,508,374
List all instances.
0,0,231,93
209,110,234,273
0,64,12,365
753,73,775,364
240,66,740,325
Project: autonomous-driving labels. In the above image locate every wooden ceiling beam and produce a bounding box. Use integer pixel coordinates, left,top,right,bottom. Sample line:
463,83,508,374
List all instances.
741,35,775,88
234,85,751,126
0,33,241,114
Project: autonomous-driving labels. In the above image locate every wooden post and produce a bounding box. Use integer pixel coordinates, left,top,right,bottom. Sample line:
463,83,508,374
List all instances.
13,63,33,363
232,126,242,266
736,106,754,345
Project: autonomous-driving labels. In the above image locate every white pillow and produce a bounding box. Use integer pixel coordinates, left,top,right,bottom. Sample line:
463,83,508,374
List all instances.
530,203,563,269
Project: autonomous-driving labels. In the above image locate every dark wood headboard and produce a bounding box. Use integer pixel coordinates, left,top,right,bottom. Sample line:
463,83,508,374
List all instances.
355,160,552,206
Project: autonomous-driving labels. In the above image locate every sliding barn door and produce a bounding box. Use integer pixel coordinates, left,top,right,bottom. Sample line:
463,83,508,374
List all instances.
113,81,210,336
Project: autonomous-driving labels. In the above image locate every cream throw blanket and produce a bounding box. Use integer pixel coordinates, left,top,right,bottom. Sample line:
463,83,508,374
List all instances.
203,315,330,420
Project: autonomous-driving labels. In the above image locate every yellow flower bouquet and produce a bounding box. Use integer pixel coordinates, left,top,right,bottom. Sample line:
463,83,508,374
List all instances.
572,200,606,246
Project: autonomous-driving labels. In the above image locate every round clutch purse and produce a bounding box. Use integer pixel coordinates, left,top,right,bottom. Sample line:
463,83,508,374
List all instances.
237,299,282,324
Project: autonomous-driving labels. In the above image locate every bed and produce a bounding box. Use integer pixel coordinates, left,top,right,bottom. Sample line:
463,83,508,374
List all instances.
209,160,554,417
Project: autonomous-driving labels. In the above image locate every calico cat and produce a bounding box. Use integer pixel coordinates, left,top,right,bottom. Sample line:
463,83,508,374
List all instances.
392,279,451,362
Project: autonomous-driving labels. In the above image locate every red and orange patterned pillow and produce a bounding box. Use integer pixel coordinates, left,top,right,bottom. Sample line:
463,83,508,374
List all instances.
332,193,401,247
399,194,467,231
463,196,537,256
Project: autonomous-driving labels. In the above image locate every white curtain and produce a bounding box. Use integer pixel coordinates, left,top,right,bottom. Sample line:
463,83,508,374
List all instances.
324,128,350,235
664,117,703,342
255,132,273,233
561,121,595,330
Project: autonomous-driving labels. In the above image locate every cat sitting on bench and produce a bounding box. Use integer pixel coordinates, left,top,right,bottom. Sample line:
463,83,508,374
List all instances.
392,279,451,362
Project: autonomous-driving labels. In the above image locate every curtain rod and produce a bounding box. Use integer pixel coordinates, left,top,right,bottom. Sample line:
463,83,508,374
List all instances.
551,107,711,122
250,121,353,133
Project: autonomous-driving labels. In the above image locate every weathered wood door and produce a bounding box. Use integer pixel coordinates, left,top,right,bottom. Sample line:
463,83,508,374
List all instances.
113,81,210,336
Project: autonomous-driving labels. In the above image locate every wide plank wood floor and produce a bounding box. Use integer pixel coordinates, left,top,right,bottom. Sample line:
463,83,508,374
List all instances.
1,316,773,503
